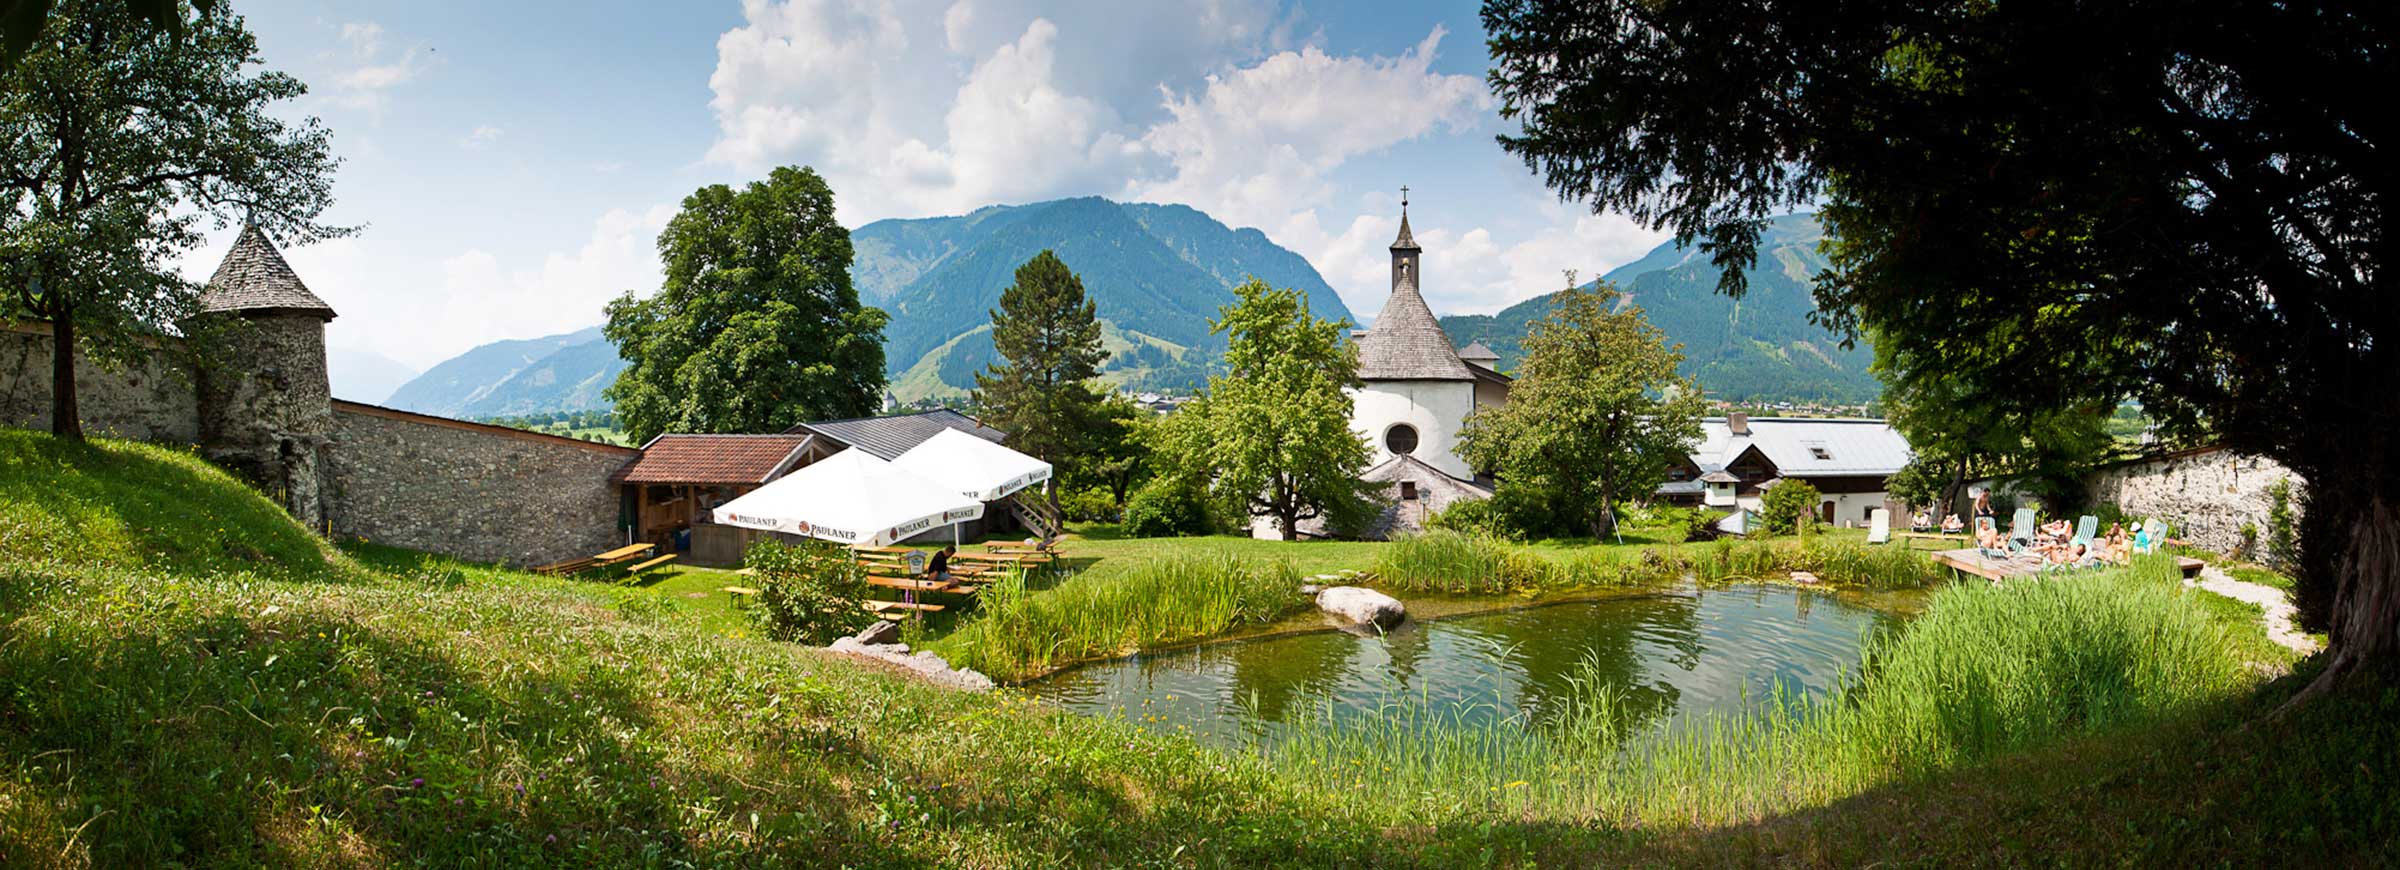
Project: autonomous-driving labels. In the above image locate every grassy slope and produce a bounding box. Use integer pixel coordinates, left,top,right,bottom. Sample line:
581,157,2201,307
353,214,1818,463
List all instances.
0,430,2391,865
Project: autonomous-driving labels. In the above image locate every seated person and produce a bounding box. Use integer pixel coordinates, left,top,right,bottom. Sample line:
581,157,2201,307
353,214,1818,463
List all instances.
1941,513,1966,534
1976,519,2005,554
2104,522,2130,563
926,545,955,584
1911,510,1933,532
2132,522,2152,554
2039,518,2071,542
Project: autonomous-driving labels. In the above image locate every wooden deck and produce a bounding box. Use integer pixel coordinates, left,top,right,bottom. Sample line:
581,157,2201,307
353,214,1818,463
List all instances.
1931,548,2207,582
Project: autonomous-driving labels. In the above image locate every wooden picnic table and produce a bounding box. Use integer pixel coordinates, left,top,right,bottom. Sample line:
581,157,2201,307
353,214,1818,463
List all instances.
533,542,657,576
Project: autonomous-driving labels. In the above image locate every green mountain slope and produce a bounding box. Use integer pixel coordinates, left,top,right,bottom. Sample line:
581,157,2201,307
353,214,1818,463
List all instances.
1441,213,1877,403
385,326,616,416
858,197,1354,401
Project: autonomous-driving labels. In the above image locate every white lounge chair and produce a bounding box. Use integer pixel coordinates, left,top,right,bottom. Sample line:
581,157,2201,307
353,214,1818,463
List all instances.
1867,508,1892,545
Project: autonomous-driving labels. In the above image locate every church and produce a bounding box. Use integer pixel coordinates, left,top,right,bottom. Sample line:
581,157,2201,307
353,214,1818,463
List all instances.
1256,197,1511,538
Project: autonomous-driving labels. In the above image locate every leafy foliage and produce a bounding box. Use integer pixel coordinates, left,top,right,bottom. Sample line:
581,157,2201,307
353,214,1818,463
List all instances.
1482,0,2395,680
1459,282,1706,538
0,0,342,439
742,538,873,645
604,166,888,444
1424,496,1511,539
1179,279,1375,539
1121,475,1221,538
1876,337,2116,515
1758,479,1823,536
972,250,1106,498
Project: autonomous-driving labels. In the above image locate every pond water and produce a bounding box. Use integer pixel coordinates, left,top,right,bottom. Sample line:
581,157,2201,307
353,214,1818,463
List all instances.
1023,584,1925,744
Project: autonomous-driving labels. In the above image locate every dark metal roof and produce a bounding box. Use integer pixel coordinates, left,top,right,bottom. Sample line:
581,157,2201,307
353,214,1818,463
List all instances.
788,409,1004,460
202,225,336,319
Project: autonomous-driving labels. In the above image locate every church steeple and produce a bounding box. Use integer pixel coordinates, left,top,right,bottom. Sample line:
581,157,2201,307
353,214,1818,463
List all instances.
1390,186,1421,290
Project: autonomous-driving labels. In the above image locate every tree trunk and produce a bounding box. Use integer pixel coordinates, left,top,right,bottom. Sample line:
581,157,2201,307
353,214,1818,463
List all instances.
1590,482,1617,539
1939,457,1969,518
2286,489,2400,705
49,310,82,442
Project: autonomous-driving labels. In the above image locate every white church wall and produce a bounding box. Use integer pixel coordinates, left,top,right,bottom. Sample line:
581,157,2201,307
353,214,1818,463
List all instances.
1348,380,1478,480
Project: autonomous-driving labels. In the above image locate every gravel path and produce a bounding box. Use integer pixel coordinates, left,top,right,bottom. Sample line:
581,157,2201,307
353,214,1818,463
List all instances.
2187,566,2321,655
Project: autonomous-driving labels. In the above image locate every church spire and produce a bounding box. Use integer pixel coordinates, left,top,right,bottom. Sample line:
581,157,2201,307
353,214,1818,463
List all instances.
1390,185,1420,252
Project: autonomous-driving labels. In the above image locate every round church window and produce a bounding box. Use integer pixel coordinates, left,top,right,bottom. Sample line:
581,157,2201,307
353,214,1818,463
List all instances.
1385,424,1420,455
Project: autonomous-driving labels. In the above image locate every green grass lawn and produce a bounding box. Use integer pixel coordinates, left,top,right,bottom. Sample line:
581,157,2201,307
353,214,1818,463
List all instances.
2,429,2391,865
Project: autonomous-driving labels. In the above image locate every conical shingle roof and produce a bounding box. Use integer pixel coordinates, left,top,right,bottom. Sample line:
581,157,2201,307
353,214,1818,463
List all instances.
201,225,336,319
1356,277,1472,381
1390,209,1420,252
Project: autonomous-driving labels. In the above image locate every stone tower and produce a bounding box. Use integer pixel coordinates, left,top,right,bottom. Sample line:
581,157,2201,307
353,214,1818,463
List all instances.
193,225,338,529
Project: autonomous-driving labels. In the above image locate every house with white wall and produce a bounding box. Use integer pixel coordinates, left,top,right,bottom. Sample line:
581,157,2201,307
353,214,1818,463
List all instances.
1655,413,1913,527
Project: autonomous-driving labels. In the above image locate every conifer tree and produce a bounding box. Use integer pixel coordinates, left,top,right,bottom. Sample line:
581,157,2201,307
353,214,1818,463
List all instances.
973,250,1107,507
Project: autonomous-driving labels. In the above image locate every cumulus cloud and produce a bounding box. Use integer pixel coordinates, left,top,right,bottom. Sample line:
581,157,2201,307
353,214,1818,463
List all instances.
458,125,504,149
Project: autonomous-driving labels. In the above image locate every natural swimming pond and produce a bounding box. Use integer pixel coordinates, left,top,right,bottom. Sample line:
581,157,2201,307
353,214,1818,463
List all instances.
1023,583,1927,744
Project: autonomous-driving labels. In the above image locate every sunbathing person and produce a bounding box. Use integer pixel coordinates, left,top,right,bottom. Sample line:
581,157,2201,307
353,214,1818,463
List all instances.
2104,522,2130,563
1911,510,1933,532
1976,520,2005,554
1941,513,1966,534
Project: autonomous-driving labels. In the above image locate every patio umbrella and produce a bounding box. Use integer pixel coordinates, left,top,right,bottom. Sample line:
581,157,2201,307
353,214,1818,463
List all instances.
888,427,1054,502
712,448,984,549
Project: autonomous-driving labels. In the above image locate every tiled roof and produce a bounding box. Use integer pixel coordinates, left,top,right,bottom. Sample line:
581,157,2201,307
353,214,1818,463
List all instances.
613,434,817,485
789,409,1004,460
201,225,336,319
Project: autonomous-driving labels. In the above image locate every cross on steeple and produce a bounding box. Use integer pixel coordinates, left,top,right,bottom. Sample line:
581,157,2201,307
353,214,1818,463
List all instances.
1400,185,1409,210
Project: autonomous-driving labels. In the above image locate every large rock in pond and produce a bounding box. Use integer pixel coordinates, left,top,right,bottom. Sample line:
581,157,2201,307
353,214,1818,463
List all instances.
1316,586,1405,630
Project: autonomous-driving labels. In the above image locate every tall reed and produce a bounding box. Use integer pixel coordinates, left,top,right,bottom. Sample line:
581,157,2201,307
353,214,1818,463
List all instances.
1370,530,1559,593
1257,555,2244,824
933,551,1304,681
1374,530,1947,595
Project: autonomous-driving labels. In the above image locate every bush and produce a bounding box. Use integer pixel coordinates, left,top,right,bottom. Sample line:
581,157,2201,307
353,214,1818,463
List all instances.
1425,496,1513,538
1631,504,1724,543
1058,486,1119,523
2265,477,2301,570
743,539,874,644
1758,479,1823,535
1122,477,1218,537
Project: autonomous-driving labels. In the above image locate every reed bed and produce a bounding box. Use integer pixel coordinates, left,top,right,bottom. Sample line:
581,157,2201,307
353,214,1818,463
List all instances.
1372,530,1947,595
1256,554,2246,824
933,551,1304,681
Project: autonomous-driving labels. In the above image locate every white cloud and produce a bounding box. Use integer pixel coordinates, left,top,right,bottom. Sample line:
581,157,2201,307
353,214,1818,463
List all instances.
426,205,677,359
1128,27,1490,233
331,20,426,113
458,125,504,149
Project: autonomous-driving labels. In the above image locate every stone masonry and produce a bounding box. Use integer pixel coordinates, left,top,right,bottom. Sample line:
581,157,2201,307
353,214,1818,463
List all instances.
0,322,198,443
2085,446,2304,556
328,402,634,566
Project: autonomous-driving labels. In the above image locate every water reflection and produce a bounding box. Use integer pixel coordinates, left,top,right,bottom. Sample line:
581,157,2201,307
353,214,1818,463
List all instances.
1025,584,1919,745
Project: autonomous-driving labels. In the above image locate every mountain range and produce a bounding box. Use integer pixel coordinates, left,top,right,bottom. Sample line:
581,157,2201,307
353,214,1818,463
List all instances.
1440,213,1878,403
380,203,1876,418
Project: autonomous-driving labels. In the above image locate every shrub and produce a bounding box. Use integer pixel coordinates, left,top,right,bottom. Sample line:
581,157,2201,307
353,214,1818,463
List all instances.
1058,486,1119,523
743,539,874,644
934,551,1302,679
1758,479,1822,535
1122,476,1217,537
2264,477,2301,570
1425,496,1512,538
1635,504,1724,543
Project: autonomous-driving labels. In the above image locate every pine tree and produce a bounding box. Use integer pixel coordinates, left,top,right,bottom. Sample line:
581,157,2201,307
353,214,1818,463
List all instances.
973,251,1107,507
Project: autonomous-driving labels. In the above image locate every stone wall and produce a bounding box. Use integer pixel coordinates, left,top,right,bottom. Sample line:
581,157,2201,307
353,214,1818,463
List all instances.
328,401,636,566
2084,447,2303,555
196,314,336,527
0,321,199,443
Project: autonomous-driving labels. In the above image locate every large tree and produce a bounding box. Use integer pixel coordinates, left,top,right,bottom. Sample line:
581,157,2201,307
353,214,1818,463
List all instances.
972,250,1106,507
1485,0,2393,695
605,166,888,444
1186,279,1373,540
1459,282,1706,539
0,0,342,441
1875,337,2119,516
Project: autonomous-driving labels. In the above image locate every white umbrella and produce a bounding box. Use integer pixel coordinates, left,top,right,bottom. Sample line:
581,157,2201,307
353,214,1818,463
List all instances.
712,448,984,548
888,427,1054,502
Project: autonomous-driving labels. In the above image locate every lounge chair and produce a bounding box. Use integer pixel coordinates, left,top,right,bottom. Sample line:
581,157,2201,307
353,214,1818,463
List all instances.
2074,515,2098,546
2007,508,2036,552
1975,516,2006,558
1868,508,1892,545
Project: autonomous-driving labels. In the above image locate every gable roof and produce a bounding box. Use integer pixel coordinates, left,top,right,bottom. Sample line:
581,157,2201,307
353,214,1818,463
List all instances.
613,433,820,485
1456,341,1499,363
788,409,1005,460
202,225,336,319
1688,417,1912,478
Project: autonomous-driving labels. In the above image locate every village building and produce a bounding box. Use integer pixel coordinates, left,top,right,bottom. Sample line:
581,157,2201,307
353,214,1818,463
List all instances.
1257,197,1511,539
1656,412,1913,527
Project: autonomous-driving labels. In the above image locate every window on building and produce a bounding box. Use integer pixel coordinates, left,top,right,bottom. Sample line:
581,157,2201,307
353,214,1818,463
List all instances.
1400,481,1418,500
1809,446,1832,460
1385,424,1419,455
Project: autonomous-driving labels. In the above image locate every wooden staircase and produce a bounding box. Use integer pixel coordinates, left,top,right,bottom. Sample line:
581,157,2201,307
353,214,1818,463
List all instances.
1002,489,1063,541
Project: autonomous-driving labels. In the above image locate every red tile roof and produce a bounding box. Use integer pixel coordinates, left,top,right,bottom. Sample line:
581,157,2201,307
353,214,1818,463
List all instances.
612,434,817,485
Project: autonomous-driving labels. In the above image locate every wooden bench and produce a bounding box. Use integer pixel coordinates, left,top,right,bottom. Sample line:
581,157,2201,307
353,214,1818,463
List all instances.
626,553,678,574
535,543,656,576
867,575,955,593
863,599,946,615
531,557,597,576
721,585,761,607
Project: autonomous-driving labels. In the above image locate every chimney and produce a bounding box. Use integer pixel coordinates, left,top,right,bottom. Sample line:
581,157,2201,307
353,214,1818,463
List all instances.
1728,412,1750,436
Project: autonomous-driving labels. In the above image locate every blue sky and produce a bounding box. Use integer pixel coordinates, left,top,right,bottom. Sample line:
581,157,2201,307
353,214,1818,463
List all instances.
185,0,1669,391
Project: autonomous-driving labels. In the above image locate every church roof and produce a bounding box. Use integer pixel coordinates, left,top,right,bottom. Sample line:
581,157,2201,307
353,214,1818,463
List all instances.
1456,341,1499,363
1357,276,1473,381
1390,210,1420,251
201,225,336,319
